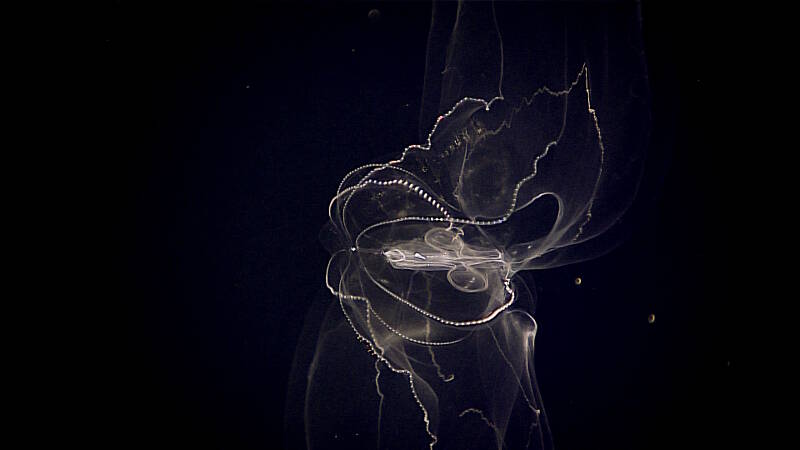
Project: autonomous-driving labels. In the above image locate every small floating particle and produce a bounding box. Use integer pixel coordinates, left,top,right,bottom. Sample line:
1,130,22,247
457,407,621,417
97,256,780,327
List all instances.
368,9,381,22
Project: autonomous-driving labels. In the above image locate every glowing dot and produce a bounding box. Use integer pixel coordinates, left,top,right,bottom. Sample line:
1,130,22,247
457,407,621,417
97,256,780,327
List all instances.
574,277,582,285
437,115,444,122
647,313,655,324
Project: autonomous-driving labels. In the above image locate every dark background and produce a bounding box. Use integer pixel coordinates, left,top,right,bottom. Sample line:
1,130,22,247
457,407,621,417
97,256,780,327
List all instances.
108,2,735,449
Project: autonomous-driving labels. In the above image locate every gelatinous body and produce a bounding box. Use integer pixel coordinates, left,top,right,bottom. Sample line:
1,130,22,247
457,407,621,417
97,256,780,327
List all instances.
304,2,650,449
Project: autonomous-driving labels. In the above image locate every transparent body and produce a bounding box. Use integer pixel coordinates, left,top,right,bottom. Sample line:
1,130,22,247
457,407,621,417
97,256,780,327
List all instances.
304,2,649,449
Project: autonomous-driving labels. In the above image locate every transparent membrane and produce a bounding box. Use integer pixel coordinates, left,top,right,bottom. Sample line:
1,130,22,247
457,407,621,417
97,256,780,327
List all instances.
303,2,649,449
